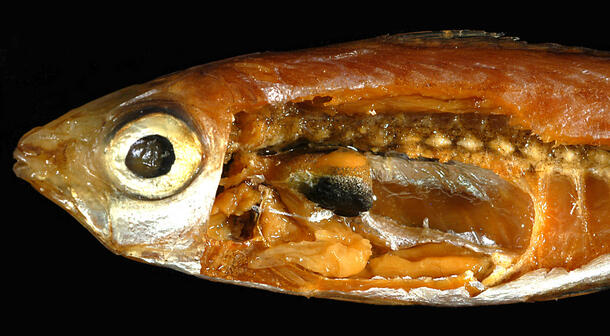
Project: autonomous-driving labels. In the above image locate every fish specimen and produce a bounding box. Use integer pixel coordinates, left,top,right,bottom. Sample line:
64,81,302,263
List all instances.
13,30,610,305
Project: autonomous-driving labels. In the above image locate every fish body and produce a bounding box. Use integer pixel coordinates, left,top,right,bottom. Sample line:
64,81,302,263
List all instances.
13,31,610,305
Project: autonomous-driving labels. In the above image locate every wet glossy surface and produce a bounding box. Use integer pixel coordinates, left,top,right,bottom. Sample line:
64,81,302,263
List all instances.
9,26,608,308
125,134,176,178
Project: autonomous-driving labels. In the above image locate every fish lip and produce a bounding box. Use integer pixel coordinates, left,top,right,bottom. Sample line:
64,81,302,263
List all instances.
13,143,74,210
14,144,67,207
13,150,86,244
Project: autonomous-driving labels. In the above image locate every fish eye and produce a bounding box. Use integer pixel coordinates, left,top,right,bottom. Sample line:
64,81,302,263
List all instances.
105,112,203,199
125,134,176,178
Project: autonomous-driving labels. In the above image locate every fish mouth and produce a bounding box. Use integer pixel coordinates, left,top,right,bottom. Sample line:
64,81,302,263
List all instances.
13,138,76,214
201,97,610,298
13,124,115,249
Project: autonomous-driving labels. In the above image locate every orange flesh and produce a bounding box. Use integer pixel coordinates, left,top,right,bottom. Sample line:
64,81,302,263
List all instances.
368,254,488,279
584,173,610,256
313,149,369,170
203,102,610,294
528,172,610,271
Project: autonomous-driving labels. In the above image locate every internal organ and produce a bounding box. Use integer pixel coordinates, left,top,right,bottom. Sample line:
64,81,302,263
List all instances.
214,105,610,285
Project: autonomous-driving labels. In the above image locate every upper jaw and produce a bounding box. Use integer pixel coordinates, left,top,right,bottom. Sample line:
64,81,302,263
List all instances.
12,114,115,250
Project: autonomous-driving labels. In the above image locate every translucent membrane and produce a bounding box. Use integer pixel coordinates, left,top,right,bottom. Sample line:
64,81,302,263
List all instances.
365,154,534,252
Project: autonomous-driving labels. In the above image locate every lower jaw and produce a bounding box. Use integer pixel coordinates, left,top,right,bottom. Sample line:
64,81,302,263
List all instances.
201,103,610,296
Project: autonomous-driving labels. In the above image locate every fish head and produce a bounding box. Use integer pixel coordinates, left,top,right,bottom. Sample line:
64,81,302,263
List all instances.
13,74,229,267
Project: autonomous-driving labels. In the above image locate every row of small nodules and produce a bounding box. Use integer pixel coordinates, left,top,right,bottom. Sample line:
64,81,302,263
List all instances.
529,171,610,271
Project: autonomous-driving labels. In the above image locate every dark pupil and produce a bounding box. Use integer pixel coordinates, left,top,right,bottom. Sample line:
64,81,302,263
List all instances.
125,135,175,178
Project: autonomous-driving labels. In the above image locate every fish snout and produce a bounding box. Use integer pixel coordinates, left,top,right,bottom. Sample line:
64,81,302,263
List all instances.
13,114,114,247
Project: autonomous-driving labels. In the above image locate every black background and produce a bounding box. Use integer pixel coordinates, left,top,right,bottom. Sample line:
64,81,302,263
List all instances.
3,7,608,330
